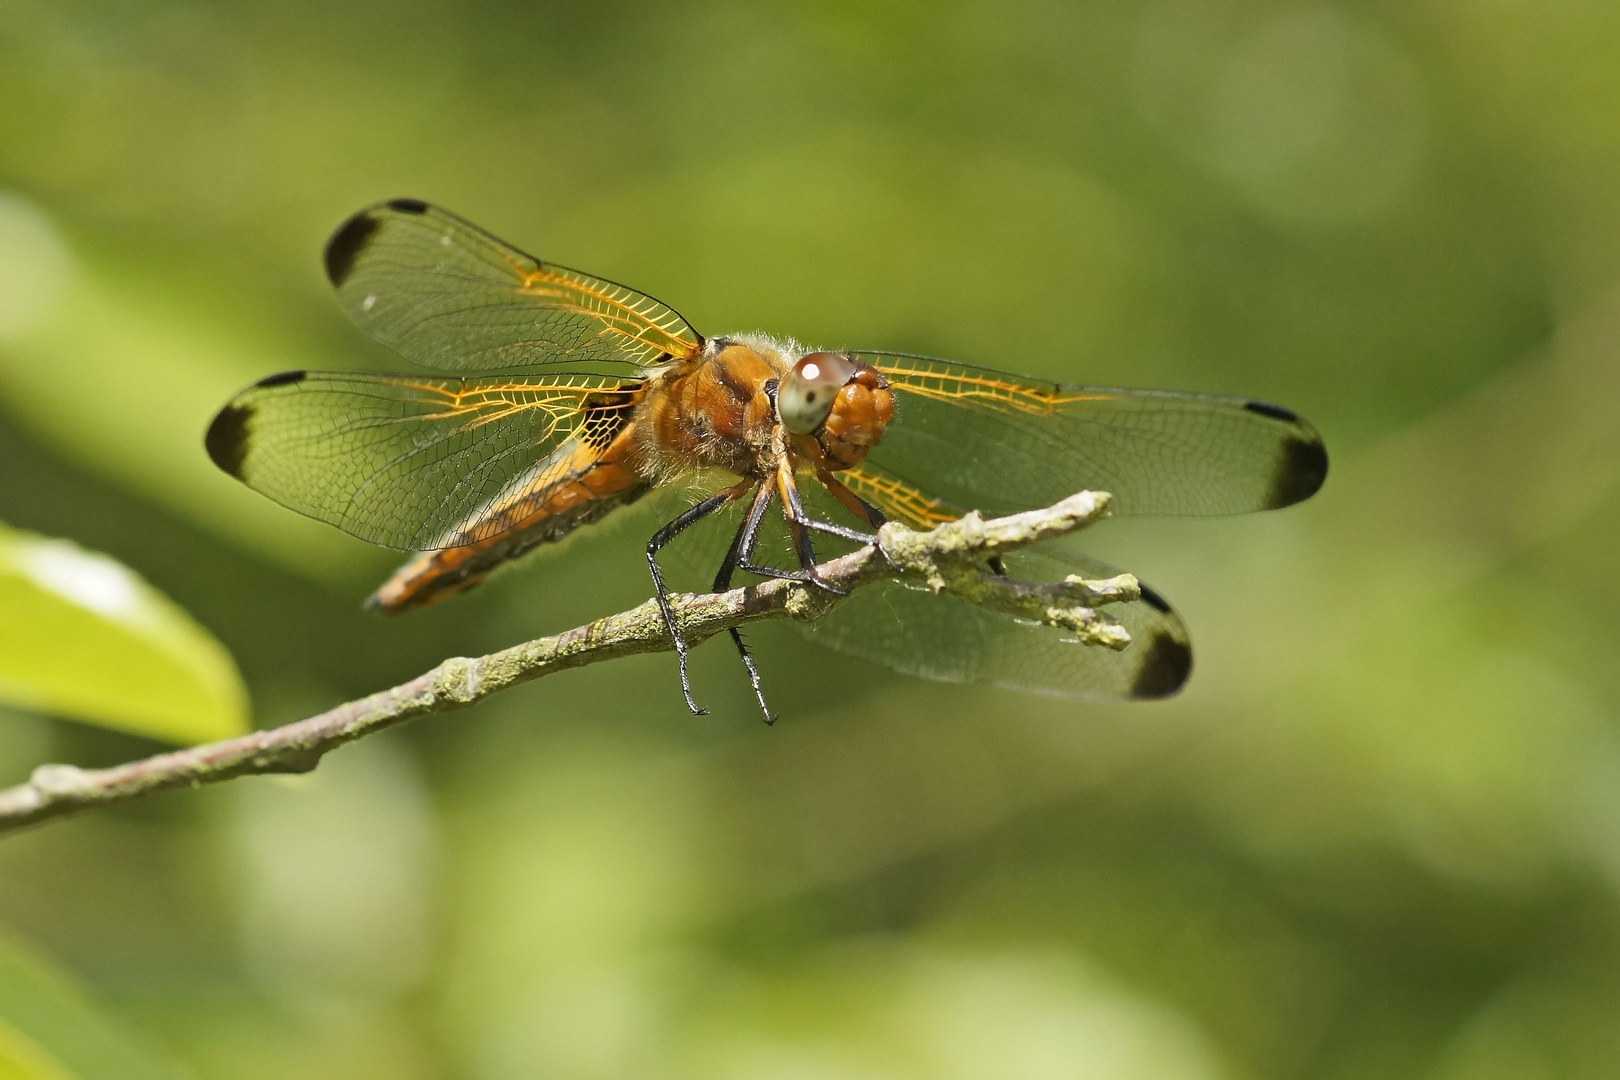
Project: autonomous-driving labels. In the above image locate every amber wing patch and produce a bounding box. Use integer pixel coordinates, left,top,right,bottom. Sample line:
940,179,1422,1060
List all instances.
203,370,645,550
324,200,702,372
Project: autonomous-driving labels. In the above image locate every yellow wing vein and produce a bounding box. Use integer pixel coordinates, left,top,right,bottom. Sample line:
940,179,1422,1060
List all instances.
873,359,1116,417
841,465,960,531
378,377,639,445
515,266,699,360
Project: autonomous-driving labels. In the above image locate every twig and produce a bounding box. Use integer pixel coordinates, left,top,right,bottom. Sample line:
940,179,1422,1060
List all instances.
0,491,1129,837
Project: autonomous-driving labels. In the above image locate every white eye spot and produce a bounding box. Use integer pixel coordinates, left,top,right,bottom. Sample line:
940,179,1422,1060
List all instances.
362,294,377,311
801,362,821,381
440,235,451,246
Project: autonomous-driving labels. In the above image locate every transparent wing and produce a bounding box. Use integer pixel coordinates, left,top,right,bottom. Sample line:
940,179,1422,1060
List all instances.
817,464,1190,699
205,369,644,550
804,544,1192,701
662,471,1192,701
324,199,703,372
860,353,1328,517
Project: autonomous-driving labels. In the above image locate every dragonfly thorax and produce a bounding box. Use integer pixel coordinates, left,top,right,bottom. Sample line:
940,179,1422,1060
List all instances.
641,336,894,482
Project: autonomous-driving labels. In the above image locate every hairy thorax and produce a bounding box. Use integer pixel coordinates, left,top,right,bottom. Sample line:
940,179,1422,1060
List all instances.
634,337,787,481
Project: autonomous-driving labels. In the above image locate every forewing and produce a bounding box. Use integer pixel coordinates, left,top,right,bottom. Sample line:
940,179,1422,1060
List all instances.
324,199,702,372
861,353,1328,517
205,369,642,550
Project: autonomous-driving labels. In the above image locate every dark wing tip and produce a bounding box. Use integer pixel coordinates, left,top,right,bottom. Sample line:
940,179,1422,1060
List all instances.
324,209,384,287
1138,582,1173,614
256,369,307,388
387,197,429,214
204,403,254,479
1131,630,1193,699
1268,435,1330,509
1244,399,1299,423
1241,400,1329,509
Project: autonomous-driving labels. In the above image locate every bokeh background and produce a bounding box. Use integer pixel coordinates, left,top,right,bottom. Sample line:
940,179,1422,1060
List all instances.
4,1,1620,1077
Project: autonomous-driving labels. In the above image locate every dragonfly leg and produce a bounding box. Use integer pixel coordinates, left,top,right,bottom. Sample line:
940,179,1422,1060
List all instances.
647,486,747,716
728,466,874,597
729,468,835,589
783,468,878,548
787,515,843,593
728,468,845,595
772,466,861,595
815,469,888,530
713,482,778,724
793,515,878,546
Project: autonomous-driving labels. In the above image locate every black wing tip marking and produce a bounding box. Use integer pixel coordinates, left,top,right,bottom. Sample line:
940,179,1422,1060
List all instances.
324,210,383,287
326,195,440,287
1268,435,1330,509
1131,630,1193,699
1240,399,1329,509
1244,399,1299,423
1138,582,1173,614
204,403,254,479
256,369,307,388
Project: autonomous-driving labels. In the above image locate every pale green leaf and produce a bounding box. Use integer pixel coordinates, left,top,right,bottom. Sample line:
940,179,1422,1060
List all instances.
0,523,248,745
0,1016,76,1080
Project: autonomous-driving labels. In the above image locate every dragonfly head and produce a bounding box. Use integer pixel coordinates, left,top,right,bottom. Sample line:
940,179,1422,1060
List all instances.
779,351,894,469
779,352,856,434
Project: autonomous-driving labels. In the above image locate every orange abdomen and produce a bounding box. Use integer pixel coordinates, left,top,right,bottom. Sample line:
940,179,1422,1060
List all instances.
368,422,649,612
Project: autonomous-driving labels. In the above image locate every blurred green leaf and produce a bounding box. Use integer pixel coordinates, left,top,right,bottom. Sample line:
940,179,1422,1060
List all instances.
0,522,247,745
0,191,382,586
0,1020,72,1080
0,930,184,1080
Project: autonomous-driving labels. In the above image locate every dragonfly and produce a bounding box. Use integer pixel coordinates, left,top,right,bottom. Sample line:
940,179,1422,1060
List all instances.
206,199,1328,720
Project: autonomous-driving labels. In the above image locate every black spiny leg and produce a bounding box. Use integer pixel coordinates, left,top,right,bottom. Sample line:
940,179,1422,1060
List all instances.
731,473,831,589
780,467,879,548
647,490,739,715
733,470,885,593
733,512,844,591
769,468,877,595
787,516,831,590
713,482,778,724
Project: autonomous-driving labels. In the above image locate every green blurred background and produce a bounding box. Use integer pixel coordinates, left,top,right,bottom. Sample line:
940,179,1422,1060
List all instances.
4,0,1620,1076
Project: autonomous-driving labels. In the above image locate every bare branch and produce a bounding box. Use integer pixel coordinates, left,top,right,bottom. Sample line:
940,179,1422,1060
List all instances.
0,491,1126,837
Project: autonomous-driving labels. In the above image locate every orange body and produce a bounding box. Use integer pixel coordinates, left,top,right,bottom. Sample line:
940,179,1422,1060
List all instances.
369,336,895,612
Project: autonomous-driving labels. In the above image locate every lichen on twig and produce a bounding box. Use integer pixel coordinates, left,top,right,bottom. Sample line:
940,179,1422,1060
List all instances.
0,490,1128,837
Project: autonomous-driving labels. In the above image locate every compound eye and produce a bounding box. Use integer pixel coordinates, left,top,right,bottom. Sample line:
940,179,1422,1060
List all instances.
779,351,857,434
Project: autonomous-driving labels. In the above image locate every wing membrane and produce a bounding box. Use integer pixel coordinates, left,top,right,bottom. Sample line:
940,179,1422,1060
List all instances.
861,353,1328,517
205,369,643,550
841,462,962,530
806,539,1192,702
816,462,1190,698
325,199,702,372
661,471,1192,701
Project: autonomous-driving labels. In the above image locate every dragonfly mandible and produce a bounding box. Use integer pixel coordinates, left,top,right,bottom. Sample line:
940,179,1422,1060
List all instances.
206,199,1328,720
